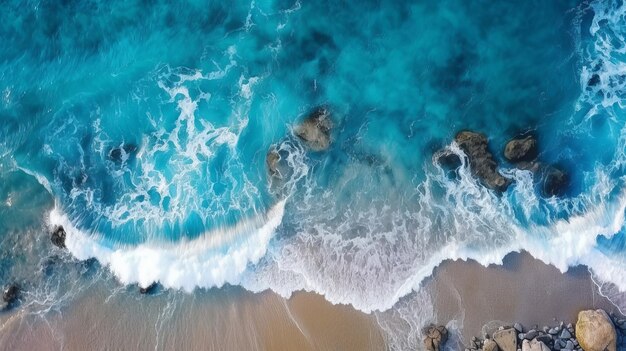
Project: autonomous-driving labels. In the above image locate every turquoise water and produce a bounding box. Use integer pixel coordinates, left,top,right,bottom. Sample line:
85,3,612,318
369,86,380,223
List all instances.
2,0,626,348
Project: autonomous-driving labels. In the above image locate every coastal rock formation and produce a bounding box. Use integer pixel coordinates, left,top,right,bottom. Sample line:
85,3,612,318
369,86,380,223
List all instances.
423,324,448,351
504,136,538,163
455,131,511,192
493,328,517,351
51,226,66,248
295,107,332,151
576,309,616,351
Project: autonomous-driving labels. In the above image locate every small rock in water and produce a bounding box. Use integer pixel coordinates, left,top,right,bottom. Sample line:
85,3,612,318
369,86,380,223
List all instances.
541,166,569,197
504,136,538,163
2,285,19,304
51,226,66,248
587,73,601,87
295,107,333,151
139,282,157,294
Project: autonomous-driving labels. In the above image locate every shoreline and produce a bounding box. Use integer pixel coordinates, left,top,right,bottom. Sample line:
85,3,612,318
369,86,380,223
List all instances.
0,251,622,350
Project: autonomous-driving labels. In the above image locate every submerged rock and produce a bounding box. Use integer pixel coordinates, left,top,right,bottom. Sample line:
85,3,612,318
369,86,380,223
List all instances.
455,131,511,192
542,166,569,197
51,226,66,249
504,136,538,163
576,309,617,351
423,324,448,351
108,143,138,163
295,107,333,151
266,148,281,177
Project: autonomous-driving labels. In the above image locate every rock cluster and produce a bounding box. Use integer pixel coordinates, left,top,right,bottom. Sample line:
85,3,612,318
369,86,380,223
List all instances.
1,284,19,310
423,324,448,351
463,309,626,351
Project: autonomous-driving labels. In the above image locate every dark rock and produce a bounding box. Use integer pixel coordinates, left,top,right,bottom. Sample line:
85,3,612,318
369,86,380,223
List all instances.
434,150,462,179
514,323,524,333
559,329,571,339
51,226,66,248
524,330,538,340
295,107,333,151
504,136,538,163
588,74,601,87
139,282,157,294
542,166,569,197
455,131,511,192
423,324,448,351
2,285,19,304
109,143,138,163
535,335,552,345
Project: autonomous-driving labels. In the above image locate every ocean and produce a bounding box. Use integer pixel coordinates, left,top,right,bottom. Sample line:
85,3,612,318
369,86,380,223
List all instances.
1,0,626,349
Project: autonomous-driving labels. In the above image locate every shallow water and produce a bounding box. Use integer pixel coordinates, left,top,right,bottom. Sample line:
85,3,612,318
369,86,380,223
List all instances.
2,0,626,349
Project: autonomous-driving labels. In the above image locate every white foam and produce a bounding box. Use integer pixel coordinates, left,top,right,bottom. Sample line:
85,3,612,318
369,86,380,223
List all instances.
50,200,286,291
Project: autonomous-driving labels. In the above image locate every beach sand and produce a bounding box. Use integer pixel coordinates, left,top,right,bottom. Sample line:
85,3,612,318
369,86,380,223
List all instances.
0,251,619,350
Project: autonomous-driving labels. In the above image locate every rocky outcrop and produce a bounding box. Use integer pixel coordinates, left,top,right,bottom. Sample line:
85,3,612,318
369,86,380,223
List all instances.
493,328,517,351
504,136,537,163
51,226,66,249
454,131,511,192
295,107,333,151
576,309,616,351
423,324,448,351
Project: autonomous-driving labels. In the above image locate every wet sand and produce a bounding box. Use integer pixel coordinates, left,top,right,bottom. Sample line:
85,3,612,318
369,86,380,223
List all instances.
0,251,620,350
432,251,620,342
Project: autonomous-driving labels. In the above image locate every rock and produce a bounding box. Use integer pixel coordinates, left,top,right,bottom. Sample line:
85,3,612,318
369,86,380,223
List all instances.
266,148,281,177
455,131,511,192
295,107,333,151
576,309,617,351
423,324,448,351
51,226,66,248
522,340,531,351
524,330,538,340
2,285,19,304
484,338,499,351
535,335,552,345
494,328,517,351
542,166,569,197
587,74,601,87
109,143,138,163
504,136,538,163
548,327,560,335
139,282,157,294
532,340,551,351
514,323,524,333
560,329,572,339
564,340,574,350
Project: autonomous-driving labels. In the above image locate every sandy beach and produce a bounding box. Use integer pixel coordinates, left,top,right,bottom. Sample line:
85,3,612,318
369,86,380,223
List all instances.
0,251,619,350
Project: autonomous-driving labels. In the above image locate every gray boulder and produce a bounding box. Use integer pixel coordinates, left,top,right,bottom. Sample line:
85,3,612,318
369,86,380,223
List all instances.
455,131,511,192
295,107,333,151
